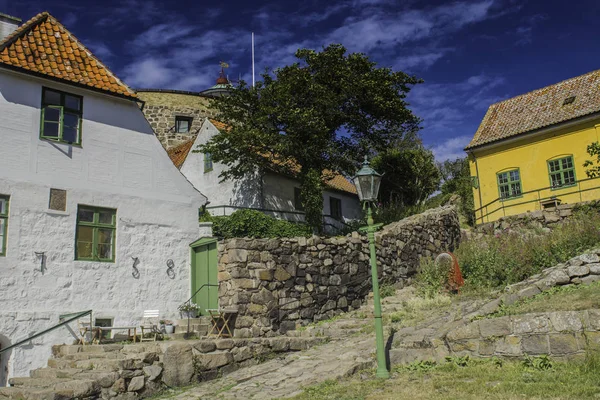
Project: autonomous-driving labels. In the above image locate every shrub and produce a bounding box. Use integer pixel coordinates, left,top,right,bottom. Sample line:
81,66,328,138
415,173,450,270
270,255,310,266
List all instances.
201,209,312,239
456,211,600,289
415,257,448,298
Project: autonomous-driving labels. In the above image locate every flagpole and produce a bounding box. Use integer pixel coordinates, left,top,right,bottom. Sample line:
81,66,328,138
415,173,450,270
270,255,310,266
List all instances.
252,32,255,88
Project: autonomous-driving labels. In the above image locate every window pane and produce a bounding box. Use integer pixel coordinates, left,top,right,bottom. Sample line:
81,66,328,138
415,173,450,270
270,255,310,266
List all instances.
65,94,81,111
97,229,113,259
176,119,190,133
549,161,559,172
98,210,114,225
43,122,59,138
551,173,562,187
63,112,79,128
78,208,94,222
498,173,508,184
565,171,575,184
43,89,61,105
0,219,4,254
63,126,78,143
43,106,61,123
509,170,519,182
76,225,94,258
0,198,6,215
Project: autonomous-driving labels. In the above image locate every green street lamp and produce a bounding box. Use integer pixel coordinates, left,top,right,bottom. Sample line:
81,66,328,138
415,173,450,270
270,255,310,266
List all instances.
352,156,389,379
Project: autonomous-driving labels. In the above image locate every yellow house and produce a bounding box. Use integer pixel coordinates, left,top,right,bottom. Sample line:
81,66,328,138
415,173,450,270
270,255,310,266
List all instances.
465,69,600,224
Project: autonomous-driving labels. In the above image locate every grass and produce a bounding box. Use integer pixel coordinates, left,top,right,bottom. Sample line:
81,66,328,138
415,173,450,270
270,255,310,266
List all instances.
486,280,600,319
288,354,600,400
388,294,452,327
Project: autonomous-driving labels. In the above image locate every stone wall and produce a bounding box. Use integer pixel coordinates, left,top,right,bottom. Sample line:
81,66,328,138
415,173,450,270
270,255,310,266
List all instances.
475,200,600,235
217,206,461,337
445,309,600,360
137,91,218,149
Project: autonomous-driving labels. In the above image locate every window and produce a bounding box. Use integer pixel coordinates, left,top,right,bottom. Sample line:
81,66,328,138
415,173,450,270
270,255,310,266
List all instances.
76,206,116,262
94,318,113,340
175,116,193,133
40,87,83,145
0,195,9,256
294,188,304,211
497,169,522,200
330,197,342,220
548,156,576,189
49,188,67,211
204,152,213,173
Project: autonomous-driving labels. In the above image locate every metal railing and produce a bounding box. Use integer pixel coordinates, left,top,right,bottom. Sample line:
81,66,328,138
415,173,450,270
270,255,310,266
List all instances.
474,175,600,224
0,310,92,355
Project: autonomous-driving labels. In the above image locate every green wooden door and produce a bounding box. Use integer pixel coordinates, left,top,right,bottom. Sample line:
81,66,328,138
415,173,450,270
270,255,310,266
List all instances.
190,239,218,315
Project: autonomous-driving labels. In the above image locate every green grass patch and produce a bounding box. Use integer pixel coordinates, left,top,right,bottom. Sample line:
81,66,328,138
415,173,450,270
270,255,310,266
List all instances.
288,353,600,400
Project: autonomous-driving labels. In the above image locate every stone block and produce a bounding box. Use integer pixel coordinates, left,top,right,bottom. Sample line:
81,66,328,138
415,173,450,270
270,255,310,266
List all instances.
232,278,258,290
274,266,292,281
247,303,266,313
195,352,233,370
251,288,275,305
586,310,600,330
580,253,600,264
143,365,163,381
162,343,194,387
581,275,600,285
479,317,512,337
588,263,600,275
549,311,583,332
521,335,549,355
215,339,235,350
446,322,479,341
494,335,521,356
127,376,145,392
585,331,600,350
549,333,579,355
513,314,550,334
567,265,590,278
478,339,495,356
228,249,248,263
449,340,478,353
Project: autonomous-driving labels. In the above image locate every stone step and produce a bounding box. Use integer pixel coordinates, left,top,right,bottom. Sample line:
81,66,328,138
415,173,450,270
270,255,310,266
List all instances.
61,351,126,361
0,386,57,400
174,323,210,334
174,317,211,326
8,377,71,388
31,368,84,379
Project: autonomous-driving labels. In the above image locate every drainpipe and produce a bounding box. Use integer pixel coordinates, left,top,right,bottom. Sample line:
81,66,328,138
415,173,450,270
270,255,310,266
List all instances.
468,151,484,224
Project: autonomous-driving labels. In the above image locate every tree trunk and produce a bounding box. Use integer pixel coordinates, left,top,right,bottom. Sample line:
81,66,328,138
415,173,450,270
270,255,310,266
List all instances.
299,168,324,234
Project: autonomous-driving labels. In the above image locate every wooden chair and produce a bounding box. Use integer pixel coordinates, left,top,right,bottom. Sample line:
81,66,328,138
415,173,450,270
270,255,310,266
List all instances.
77,316,97,345
207,307,238,338
140,310,160,342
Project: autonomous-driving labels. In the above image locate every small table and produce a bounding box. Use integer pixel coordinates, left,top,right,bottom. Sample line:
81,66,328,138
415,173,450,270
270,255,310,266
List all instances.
96,326,138,343
207,308,237,338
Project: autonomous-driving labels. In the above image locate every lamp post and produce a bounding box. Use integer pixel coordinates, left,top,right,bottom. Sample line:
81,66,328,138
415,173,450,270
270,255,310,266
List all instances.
352,156,389,379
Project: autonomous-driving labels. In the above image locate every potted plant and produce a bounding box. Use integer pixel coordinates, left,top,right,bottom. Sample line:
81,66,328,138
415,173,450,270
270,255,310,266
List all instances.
164,320,174,334
178,303,200,319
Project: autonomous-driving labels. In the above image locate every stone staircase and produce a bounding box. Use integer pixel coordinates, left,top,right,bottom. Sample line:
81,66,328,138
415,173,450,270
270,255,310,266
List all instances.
168,317,211,340
0,343,163,399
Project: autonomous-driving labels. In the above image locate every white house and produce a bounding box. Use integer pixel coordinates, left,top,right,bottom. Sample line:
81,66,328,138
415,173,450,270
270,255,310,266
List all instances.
0,12,209,384
167,118,363,231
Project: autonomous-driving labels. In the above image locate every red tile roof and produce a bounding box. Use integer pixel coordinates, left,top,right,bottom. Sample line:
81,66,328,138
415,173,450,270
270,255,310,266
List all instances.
167,139,195,169
0,12,137,99
466,69,600,150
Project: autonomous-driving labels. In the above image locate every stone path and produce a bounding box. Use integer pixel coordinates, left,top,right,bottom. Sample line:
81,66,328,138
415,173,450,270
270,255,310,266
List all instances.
164,334,374,399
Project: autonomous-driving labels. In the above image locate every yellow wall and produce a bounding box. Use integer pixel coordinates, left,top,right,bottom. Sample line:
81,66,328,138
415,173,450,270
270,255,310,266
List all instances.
469,119,600,224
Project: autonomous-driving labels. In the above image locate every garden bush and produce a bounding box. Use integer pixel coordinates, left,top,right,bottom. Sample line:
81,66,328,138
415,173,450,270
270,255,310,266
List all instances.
200,209,312,239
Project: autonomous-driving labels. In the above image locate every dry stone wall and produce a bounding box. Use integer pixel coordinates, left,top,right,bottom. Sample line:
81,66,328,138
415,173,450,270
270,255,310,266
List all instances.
217,206,461,336
475,200,600,235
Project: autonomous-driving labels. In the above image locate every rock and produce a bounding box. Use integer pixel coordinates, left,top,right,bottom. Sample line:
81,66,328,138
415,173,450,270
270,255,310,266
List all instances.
581,275,600,285
112,378,127,393
479,317,512,337
128,376,145,392
162,343,195,387
256,269,273,281
549,311,583,332
195,352,233,370
194,341,216,353
494,335,521,356
446,322,480,341
251,288,275,305
588,263,600,275
517,286,541,299
521,335,549,354
567,265,589,278
142,352,159,364
549,333,580,355
97,372,119,388
580,253,600,264
270,337,290,352
274,266,292,281
545,270,571,285
513,315,550,334
143,365,163,381
228,249,248,262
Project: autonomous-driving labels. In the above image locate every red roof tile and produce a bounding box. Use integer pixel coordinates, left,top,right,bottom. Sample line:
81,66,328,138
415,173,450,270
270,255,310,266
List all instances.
0,12,137,99
167,139,195,169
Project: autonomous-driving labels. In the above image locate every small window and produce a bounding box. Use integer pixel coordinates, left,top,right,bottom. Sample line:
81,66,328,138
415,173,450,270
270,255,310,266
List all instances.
0,195,9,256
548,156,576,189
175,116,193,133
204,152,213,173
330,197,342,220
95,318,113,340
294,188,304,211
497,169,522,200
40,87,83,145
76,206,116,262
49,188,67,211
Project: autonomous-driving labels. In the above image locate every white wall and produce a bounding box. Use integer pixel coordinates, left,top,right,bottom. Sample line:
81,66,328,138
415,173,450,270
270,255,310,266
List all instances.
0,70,207,382
183,119,362,227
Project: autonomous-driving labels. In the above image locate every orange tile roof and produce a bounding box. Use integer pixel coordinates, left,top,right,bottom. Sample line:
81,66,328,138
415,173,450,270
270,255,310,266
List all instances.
167,139,195,169
207,119,357,195
0,12,137,100
466,69,600,150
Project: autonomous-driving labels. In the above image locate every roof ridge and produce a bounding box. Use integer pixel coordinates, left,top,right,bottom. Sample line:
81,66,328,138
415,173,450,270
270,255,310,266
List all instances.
488,67,600,108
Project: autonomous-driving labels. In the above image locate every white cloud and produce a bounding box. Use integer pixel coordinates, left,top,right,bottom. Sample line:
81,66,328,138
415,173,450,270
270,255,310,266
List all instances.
430,135,472,162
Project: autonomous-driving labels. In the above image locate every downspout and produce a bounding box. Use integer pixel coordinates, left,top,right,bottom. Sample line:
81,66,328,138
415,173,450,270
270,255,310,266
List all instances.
468,151,484,224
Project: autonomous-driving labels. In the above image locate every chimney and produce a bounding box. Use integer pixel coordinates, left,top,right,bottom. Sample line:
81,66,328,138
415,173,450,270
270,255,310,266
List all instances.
0,12,21,43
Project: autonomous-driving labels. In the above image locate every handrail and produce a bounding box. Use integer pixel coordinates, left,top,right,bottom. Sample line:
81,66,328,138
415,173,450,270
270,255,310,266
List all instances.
0,310,92,355
474,175,600,223
180,284,219,339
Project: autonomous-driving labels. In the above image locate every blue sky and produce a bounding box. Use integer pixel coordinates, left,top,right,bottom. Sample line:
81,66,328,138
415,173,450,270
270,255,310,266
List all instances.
2,0,600,161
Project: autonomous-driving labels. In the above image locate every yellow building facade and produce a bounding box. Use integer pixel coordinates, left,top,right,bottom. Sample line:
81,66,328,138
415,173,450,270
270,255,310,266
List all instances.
465,69,600,224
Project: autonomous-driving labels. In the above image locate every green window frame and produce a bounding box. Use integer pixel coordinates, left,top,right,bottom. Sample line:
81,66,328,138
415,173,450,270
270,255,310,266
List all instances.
175,116,193,133
204,152,213,173
497,169,522,200
548,156,576,189
40,87,83,145
330,196,342,220
0,195,9,257
75,206,116,262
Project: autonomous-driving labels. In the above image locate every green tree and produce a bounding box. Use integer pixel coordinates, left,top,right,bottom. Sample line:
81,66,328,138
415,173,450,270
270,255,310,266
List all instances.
198,44,422,232
439,157,475,225
371,146,440,206
583,142,600,177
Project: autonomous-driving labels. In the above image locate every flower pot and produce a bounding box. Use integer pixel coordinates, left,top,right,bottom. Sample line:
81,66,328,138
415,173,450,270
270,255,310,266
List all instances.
165,325,175,334
180,311,197,319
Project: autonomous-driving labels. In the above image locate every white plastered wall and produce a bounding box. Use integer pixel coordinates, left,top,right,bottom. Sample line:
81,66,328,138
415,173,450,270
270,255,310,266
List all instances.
0,70,207,382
